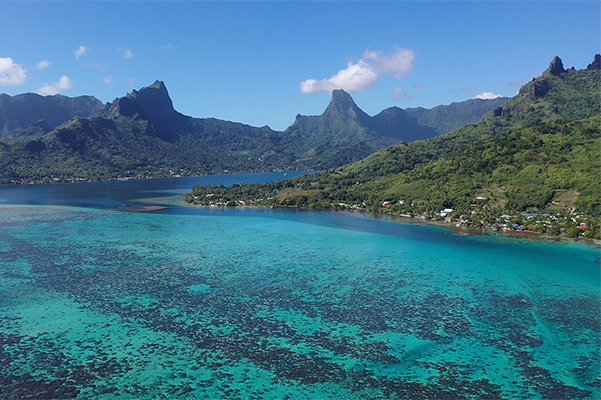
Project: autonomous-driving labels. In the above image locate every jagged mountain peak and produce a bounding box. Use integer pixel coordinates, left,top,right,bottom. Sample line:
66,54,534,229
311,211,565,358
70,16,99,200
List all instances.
322,89,371,123
330,89,354,106
126,80,175,116
102,81,179,120
544,56,565,77
96,80,191,142
513,55,601,111
587,54,600,70
149,80,167,90
325,89,359,111
285,86,508,150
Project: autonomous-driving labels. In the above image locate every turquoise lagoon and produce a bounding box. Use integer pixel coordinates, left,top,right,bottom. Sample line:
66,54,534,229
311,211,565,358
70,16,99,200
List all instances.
0,173,599,399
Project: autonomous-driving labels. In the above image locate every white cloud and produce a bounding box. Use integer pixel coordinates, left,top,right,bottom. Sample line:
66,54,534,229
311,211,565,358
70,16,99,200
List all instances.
35,76,72,95
0,57,27,86
74,46,90,60
104,76,115,85
301,60,379,93
300,47,415,94
35,60,52,70
473,92,503,100
75,46,88,60
127,77,136,87
392,85,412,102
364,47,414,79
121,48,134,59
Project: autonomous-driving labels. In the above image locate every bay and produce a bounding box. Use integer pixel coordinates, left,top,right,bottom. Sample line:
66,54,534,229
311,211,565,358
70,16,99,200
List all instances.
0,172,599,399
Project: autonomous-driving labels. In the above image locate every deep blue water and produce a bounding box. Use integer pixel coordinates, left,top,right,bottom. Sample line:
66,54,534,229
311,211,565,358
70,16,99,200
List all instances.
0,173,599,399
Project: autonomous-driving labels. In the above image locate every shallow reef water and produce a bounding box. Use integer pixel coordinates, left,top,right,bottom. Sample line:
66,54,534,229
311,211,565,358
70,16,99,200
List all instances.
0,176,599,399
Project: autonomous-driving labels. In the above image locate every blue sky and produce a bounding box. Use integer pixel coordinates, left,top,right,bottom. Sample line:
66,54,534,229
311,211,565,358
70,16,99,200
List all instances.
1,1,599,131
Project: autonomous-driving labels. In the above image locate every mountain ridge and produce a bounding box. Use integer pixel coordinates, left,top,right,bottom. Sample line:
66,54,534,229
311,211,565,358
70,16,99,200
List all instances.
283,88,507,163
0,93,103,142
0,78,507,183
183,55,601,228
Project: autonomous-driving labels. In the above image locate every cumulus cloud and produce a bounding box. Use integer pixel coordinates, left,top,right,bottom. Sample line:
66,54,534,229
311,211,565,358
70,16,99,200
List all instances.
363,47,414,79
35,60,52,70
121,48,134,59
127,77,136,87
75,46,88,60
104,76,115,85
392,85,412,102
0,57,27,86
300,47,415,94
35,76,72,95
473,92,503,100
413,82,424,89
301,60,379,93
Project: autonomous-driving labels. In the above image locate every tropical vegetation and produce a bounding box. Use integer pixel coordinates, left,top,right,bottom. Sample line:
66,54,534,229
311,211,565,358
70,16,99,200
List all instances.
183,56,601,238
0,82,504,184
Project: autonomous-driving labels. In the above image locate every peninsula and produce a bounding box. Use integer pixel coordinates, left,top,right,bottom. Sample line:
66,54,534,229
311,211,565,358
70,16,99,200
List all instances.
183,55,601,239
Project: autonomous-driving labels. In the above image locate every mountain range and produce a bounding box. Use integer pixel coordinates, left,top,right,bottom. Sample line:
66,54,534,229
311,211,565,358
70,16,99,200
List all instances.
184,55,601,222
0,81,505,183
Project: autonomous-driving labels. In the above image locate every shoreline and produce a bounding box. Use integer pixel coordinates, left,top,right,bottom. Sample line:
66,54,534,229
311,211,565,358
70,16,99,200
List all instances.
183,202,601,248
0,169,307,186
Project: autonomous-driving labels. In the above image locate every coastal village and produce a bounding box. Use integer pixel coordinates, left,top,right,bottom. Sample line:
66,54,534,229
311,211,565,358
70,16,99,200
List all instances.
186,191,600,240
343,197,599,239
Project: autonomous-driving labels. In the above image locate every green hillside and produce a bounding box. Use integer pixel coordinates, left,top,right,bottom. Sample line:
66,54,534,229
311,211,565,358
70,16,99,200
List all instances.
284,89,506,165
0,81,503,184
184,56,601,236
404,98,510,137
0,93,103,142
0,110,295,183
338,116,600,214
